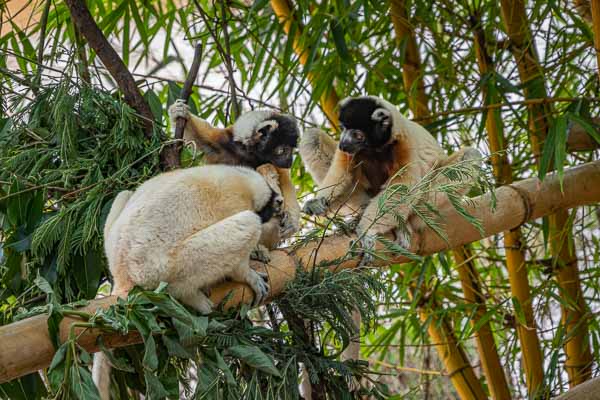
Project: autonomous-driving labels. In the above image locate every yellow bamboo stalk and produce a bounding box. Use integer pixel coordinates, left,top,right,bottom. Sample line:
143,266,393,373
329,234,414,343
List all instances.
500,0,592,388
389,3,506,398
389,0,430,122
472,17,545,398
270,0,339,128
453,249,512,400
591,0,600,82
414,294,487,400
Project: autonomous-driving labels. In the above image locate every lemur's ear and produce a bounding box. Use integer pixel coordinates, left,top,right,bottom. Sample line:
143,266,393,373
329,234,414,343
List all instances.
250,120,279,144
371,108,392,128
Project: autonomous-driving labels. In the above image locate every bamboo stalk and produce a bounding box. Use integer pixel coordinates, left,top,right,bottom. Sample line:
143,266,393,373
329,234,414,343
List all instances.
453,249,512,400
591,0,600,82
389,3,505,398
270,0,339,128
500,0,592,388
1,160,598,384
415,295,487,400
389,0,430,123
471,15,544,398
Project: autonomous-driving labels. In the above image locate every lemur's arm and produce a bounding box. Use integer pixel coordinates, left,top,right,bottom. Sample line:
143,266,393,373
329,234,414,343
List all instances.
169,100,232,160
276,167,301,238
303,150,356,216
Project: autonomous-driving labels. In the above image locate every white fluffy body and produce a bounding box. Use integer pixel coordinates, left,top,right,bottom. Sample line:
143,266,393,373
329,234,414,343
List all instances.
95,164,279,400
104,164,275,310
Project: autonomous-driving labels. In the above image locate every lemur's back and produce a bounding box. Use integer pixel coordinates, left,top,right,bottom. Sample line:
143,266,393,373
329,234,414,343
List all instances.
104,165,268,293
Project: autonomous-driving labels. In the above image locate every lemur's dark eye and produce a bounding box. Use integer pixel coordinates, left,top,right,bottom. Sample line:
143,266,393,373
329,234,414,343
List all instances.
275,146,290,156
354,131,365,141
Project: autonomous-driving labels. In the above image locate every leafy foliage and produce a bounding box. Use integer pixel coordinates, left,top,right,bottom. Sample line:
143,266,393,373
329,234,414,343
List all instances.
43,266,385,399
0,82,162,306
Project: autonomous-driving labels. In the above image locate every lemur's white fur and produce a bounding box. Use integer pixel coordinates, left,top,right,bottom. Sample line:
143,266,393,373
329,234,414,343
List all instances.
168,101,301,244
233,110,278,145
105,164,278,303
94,164,282,400
301,96,480,249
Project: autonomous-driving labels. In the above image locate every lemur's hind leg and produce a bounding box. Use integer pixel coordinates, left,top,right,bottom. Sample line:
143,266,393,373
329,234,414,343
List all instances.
167,210,267,313
299,128,338,184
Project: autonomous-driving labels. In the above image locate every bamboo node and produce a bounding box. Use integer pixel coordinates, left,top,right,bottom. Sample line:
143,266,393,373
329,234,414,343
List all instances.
507,183,533,226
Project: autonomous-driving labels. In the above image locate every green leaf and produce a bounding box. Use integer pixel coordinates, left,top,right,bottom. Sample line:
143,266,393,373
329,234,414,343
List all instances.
47,343,68,392
554,115,567,189
143,335,159,371
144,89,164,124
144,370,169,400
98,338,135,372
539,120,557,179
34,276,54,295
69,365,101,400
228,345,281,377
330,18,351,63
161,335,193,358
47,304,63,349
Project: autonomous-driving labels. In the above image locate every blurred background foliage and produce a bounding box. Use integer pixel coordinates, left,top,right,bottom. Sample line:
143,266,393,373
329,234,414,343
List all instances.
1,0,600,398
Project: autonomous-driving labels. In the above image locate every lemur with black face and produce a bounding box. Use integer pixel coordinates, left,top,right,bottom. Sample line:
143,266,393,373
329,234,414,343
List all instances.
300,96,480,263
169,101,301,251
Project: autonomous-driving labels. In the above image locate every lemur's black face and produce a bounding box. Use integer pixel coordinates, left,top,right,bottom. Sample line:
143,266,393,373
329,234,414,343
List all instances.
338,97,392,155
253,114,299,168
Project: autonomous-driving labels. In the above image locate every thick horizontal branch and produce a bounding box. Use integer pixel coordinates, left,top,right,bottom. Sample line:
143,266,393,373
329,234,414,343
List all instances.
0,160,599,383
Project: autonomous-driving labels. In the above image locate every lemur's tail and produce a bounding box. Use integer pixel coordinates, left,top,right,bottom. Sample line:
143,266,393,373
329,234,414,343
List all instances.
93,190,134,400
92,352,111,400
103,190,133,239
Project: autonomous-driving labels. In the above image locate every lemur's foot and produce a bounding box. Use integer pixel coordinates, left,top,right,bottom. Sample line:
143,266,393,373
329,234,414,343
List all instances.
246,269,270,306
303,197,328,216
250,244,271,263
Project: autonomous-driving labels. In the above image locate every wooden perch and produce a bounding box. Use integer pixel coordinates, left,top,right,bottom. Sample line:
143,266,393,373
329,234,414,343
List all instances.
0,160,599,384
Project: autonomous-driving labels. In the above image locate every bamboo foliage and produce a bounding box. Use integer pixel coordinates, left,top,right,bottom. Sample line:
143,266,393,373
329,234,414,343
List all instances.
269,0,340,128
500,0,593,388
389,2,508,398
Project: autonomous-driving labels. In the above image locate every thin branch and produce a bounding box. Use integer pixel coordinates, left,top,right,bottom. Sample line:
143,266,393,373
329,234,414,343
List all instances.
63,0,154,136
161,44,204,170
194,0,242,122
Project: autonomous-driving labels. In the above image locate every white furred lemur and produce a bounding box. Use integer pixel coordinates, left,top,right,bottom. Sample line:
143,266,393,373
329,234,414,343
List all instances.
300,96,481,263
169,101,301,250
104,164,284,310
94,164,284,399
